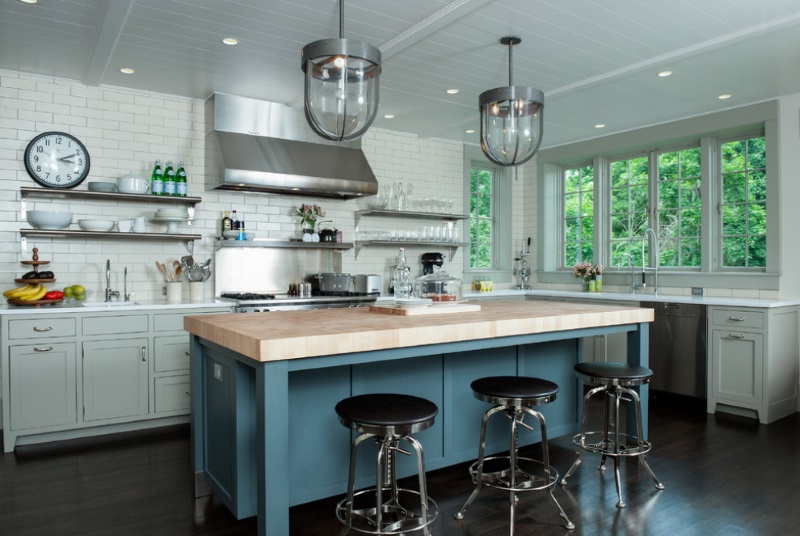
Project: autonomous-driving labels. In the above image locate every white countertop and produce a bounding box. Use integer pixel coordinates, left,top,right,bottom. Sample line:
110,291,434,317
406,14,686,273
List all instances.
0,299,233,315
463,289,800,308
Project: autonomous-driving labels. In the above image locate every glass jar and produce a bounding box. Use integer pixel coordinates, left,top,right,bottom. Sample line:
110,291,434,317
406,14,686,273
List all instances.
415,267,462,302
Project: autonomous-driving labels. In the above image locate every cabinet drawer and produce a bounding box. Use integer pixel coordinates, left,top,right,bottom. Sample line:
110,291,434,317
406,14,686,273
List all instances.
154,334,190,372
8,317,76,340
154,375,190,413
82,314,148,336
153,310,220,332
711,309,764,329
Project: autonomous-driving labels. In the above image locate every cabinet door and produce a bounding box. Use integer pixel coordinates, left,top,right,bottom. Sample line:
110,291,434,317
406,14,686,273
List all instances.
83,338,149,421
710,329,764,405
9,343,77,430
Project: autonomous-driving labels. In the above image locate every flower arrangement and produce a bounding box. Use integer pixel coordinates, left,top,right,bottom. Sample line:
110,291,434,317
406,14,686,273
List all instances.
573,261,603,280
295,204,325,230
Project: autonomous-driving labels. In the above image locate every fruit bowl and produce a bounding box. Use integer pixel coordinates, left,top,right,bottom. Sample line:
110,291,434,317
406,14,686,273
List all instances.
63,287,91,303
26,210,73,230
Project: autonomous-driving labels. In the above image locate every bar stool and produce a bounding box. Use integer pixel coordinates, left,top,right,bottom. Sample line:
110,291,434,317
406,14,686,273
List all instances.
335,393,438,535
455,376,575,533
560,362,664,508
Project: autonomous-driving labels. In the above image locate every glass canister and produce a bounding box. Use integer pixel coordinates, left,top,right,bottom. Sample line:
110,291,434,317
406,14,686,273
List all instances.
415,266,462,302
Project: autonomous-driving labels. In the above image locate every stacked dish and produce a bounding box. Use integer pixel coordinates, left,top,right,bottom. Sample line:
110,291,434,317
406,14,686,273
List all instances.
150,208,190,234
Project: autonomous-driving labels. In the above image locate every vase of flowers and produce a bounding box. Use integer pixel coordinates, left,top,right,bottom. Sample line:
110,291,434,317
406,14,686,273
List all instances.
295,204,325,239
573,261,603,291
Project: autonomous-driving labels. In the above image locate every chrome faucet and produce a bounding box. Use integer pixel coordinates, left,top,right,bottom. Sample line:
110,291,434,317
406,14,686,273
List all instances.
641,228,659,295
105,259,120,302
123,266,135,302
619,253,639,294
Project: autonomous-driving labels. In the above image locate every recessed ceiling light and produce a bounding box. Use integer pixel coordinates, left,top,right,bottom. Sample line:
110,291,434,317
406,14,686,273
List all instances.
595,124,605,129
383,114,395,119
657,70,672,77
465,129,476,134
120,67,135,74
222,37,239,46
718,94,732,100
446,88,459,95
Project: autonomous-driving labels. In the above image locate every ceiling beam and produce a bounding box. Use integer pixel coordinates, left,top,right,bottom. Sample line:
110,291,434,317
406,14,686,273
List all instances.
379,0,494,59
83,0,135,86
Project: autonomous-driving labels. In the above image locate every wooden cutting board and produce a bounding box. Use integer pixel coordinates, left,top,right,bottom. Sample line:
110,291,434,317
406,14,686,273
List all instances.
369,303,482,315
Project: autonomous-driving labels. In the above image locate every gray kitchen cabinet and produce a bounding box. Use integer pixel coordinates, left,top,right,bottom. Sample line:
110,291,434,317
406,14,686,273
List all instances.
82,338,149,421
707,306,798,424
9,342,77,430
1,305,233,452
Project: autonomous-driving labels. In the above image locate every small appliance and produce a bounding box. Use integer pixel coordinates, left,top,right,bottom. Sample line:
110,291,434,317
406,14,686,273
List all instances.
420,252,444,275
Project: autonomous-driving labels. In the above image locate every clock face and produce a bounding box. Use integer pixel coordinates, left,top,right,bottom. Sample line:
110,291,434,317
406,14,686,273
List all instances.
24,132,90,189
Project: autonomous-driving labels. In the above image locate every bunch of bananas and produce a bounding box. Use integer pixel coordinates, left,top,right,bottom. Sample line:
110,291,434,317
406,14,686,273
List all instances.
3,284,48,302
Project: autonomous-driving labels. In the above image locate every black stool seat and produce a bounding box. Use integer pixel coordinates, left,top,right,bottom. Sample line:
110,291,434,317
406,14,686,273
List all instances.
574,362,653,386
336,393,439,436
471,376,558,406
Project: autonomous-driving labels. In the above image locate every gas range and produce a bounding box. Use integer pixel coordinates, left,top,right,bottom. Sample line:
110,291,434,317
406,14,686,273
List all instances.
219,292,378,313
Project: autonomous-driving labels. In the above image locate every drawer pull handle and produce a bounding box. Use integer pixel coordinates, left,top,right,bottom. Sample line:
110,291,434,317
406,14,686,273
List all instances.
33,346,53,352
33,326,53,332
727,333,745,339
185,351,190,356
141,347,147,362
185,390,191,396
729,316,746,322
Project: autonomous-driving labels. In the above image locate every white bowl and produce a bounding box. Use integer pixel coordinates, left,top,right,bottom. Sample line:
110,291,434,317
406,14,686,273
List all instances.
78,219,116,232
117,174,150,194
27,210,73,230
222,230,239,240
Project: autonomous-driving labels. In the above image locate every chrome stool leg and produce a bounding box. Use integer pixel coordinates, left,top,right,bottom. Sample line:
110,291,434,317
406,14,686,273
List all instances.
455,405,505,519
628,386,665,491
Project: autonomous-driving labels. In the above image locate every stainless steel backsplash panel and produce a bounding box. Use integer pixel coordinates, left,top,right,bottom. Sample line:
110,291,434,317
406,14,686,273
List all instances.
214,246,343,295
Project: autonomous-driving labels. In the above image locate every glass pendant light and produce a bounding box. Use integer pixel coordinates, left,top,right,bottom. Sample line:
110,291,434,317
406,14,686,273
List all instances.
301,0,382,141
479,37,544,166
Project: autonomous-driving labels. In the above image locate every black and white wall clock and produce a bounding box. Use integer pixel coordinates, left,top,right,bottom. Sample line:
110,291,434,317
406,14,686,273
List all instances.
24,131,90,189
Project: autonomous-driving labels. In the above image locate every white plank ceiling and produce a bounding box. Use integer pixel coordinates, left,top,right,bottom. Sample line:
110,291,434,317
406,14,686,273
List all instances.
1,0,800,148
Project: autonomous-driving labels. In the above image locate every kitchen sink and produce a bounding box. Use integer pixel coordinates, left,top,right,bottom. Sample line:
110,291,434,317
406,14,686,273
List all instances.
81,301,140,307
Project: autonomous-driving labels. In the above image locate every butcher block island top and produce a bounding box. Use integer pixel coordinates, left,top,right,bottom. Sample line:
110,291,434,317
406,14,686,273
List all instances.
184,299,654,362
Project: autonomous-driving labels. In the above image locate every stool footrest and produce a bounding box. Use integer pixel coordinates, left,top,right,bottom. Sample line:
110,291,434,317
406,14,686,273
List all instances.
468,455,559,493
336,488,438,535
571,431,652,457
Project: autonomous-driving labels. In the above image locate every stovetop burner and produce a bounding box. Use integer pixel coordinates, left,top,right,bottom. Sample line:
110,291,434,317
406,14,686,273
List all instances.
220,292,276,300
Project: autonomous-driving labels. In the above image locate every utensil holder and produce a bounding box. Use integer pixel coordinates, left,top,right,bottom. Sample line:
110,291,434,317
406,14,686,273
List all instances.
166,281,182,303
189,282,204,303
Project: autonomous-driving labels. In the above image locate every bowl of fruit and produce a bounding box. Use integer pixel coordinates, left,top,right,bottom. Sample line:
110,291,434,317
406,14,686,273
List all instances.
63,285,89,302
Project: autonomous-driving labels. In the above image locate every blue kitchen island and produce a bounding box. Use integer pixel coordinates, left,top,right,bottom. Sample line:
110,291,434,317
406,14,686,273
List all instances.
185,299,653,536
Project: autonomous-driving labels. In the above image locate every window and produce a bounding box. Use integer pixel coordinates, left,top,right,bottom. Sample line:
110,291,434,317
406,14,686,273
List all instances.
658,146,702,268
720,136,766,268
609,155,649,268
469,163,495,268
550,129,768,281
563,165,594,266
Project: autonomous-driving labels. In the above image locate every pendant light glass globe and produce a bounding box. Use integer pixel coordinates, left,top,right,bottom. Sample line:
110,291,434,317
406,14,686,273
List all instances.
479,37,544,166
301,1,381,142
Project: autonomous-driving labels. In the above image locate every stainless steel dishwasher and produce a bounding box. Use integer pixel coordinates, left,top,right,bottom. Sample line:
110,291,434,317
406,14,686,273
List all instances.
640,301,707,398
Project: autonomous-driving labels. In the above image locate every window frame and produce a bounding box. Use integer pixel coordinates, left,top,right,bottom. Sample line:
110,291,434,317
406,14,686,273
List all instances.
538,118,776,291
463,148,512,281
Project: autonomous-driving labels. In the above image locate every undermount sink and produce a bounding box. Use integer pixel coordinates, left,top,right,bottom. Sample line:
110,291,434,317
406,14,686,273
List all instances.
81,301,139,307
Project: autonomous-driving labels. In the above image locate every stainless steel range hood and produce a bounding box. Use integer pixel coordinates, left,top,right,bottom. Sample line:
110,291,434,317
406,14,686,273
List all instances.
204,93,378,199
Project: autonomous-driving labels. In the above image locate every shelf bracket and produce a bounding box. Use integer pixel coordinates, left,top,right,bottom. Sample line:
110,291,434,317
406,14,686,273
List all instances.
354,241,362,260
447,246,457,262
20,197,27,220
21,236,27,253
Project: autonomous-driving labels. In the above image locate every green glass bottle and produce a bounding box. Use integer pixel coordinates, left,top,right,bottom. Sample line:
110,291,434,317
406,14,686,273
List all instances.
150,159,163,196
175,161,187,197
163,161,176,196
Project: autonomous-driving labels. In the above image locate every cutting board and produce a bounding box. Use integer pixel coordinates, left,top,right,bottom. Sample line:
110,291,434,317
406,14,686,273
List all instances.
369,303,482,315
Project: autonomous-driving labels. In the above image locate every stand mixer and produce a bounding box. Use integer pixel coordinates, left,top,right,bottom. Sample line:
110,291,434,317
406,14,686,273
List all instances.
420,252,444,275
513,237,532,290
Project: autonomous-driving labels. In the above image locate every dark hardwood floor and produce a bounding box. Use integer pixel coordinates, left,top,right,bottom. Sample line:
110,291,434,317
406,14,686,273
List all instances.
1,396,798,535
